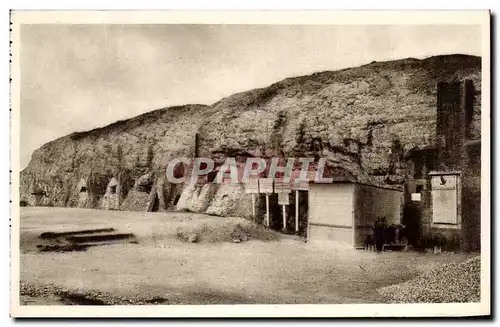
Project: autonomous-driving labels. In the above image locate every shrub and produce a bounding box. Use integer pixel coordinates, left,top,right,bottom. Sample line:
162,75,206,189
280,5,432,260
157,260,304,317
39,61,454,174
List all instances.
19,200,28,207
442,234,462,252
415,231,446,251
416,231,462,252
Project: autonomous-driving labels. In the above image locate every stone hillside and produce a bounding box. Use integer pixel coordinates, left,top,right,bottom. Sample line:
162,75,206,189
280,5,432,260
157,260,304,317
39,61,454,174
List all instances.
20,54,481,217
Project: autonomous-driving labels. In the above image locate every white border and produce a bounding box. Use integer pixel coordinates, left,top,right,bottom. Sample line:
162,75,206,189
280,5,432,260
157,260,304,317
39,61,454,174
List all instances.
9,10,491,318
10,10,490,25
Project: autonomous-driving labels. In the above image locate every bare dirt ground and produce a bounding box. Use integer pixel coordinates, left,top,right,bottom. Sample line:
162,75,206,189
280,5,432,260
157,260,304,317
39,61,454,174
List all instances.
18,207,476,305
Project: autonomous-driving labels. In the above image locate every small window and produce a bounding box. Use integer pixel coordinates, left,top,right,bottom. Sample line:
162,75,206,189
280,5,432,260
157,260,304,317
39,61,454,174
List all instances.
80,186,87,192
110,186,117,194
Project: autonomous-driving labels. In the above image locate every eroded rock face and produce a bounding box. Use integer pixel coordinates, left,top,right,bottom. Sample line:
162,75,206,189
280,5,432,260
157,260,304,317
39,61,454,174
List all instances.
176,183,219,213
20,104,210,210
19,55,481,217
198,55,481,187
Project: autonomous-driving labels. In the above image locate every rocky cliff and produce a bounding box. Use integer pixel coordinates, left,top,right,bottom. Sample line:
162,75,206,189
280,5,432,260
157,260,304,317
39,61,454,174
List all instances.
20,54,481,218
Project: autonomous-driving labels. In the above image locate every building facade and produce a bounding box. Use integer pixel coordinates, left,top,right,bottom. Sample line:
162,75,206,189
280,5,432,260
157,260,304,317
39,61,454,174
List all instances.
307,182,402,247
403,79,481,251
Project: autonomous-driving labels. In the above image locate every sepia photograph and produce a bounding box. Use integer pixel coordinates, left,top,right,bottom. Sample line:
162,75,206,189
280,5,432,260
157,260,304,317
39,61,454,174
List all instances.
9,10,490,317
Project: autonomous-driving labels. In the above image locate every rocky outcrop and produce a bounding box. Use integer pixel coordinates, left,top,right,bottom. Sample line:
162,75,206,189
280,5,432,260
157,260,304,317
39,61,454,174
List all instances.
20,104,211,211
20,54,481,217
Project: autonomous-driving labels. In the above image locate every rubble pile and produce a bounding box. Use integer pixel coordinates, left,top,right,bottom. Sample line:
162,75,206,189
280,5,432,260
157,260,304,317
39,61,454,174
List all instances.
378,256,481,303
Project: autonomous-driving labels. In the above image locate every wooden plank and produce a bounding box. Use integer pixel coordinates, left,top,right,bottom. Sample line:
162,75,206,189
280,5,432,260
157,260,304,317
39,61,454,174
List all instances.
274,178,291,193
295,190,299,232
259,178,274,194
265,194,270,226
244,178,260,194
282,205,287,231
251,194,256,218
309,222,353,229
278,192,289,205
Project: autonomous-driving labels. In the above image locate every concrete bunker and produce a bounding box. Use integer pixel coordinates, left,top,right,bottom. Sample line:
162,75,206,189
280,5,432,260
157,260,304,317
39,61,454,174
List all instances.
307,181,402,248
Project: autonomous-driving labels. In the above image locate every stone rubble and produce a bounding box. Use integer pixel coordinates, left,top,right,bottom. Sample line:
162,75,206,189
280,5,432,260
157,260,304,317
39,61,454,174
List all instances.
378,256,481,303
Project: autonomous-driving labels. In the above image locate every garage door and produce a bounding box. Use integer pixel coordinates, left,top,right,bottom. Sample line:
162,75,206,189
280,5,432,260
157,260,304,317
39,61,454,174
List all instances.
308,183,354,246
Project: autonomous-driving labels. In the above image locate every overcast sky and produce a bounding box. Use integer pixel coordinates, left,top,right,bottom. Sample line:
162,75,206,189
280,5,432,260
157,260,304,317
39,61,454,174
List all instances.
20,24,481,168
